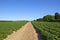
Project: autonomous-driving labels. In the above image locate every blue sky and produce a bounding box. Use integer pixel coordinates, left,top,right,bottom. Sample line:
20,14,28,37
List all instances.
0,0,60,20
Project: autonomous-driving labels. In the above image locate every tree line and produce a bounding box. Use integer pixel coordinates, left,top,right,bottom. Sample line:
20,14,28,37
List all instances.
35,12,60,22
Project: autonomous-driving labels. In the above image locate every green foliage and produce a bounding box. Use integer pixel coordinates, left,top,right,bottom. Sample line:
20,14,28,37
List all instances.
43,15,54,22
0,21,27,40
35,12,60,22
36,18,43,21
54,12,60,22
32,21,60,40
55,12,60,19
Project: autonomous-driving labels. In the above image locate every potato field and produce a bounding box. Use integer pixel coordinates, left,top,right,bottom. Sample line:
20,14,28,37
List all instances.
32,22,60,40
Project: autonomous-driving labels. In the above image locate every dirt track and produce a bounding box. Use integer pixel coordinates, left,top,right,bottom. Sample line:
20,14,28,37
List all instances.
4,22,38,40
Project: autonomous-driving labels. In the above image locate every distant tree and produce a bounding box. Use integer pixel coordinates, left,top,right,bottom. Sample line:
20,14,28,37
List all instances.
43,15,54,22
55,12,60,22
34,20,36,21
55,12,60,19
36,18,43,21
35,12,60,22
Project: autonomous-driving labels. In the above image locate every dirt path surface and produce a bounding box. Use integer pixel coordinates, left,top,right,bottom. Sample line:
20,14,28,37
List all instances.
4,22,38,40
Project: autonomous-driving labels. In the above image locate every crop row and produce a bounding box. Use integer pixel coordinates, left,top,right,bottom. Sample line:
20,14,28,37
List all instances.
0,21,27,40
32,22,60,40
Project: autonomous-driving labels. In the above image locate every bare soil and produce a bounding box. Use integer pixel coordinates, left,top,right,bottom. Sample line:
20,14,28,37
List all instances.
4,22,38,40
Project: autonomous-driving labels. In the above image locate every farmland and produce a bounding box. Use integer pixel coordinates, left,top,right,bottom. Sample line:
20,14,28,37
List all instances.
32,21,60,40
0,21,60,40
0,21,27,40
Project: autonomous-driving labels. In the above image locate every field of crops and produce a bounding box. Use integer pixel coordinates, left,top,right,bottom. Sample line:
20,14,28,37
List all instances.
0,21,27,40
32,22,60,40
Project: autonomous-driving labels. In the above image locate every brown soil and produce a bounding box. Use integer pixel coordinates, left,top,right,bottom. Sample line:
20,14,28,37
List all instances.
4,22,38,40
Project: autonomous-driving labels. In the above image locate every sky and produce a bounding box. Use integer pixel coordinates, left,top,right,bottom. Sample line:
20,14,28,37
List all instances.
0,0,60,21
